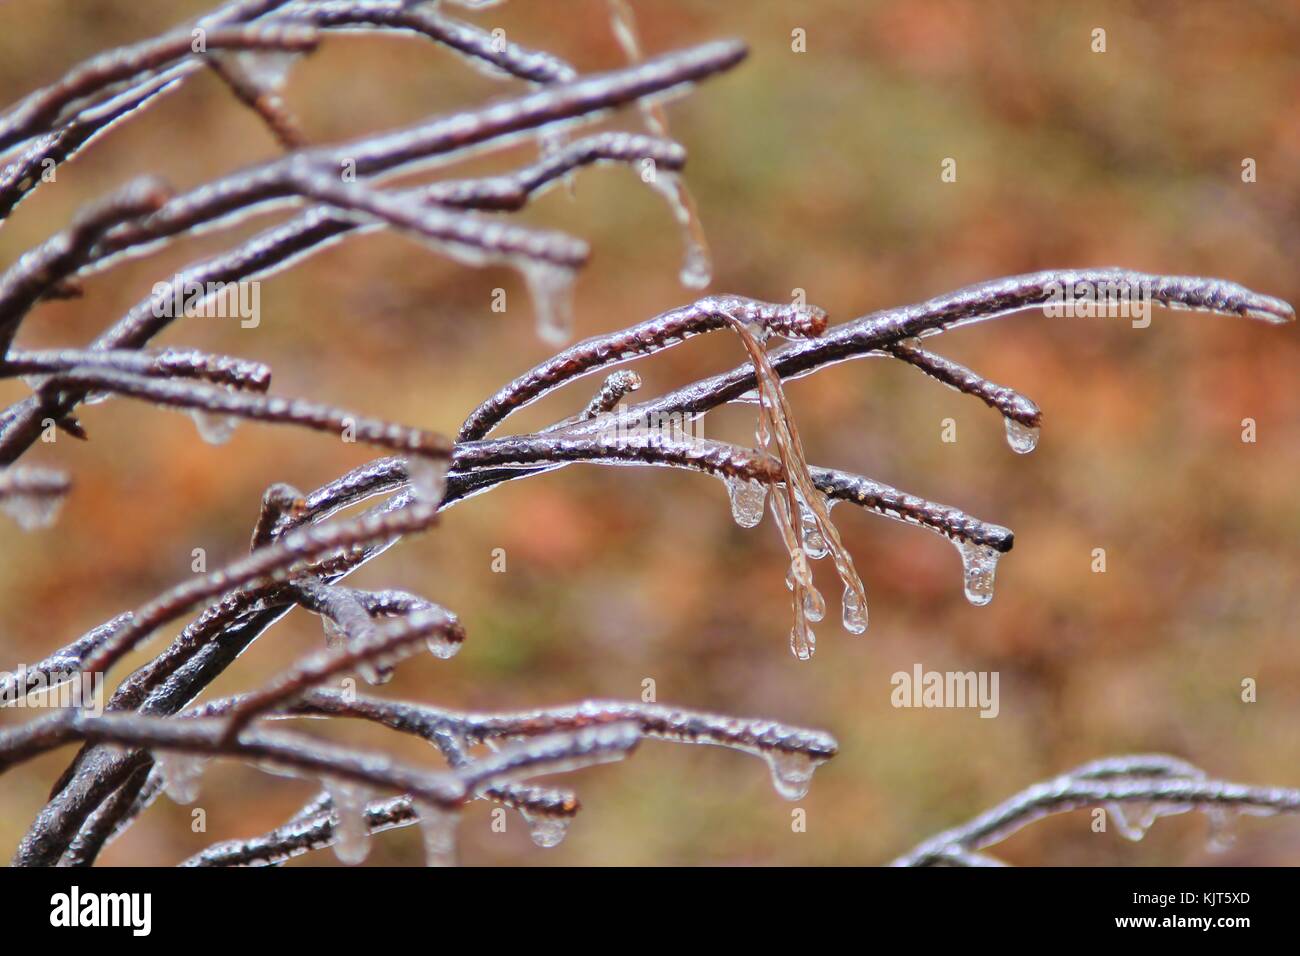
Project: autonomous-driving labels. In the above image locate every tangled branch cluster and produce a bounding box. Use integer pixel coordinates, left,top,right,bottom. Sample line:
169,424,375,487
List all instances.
0,0,1295,866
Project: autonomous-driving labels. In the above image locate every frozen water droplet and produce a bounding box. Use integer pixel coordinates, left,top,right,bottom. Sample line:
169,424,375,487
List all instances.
735,388,762,405
190,409,239,445
407,456,448,505
724,475,767,528
520,811,571,848
426,631,460,660
1003,417,1040,454
765,749,821,800
955,539,1000,606
648,171,711,288
799,500,829,560
841,585,868,634
1,493,63,531
324,777,371,865
156,752,207,805
788,623,815,661
414,801,458,867
1106,802,1148,842
802,587,826,623
522,262,576,346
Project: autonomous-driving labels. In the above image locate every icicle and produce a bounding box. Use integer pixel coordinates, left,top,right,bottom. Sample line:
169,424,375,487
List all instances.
765,749,822,800
955,539,1001,606
724,475,768,528
406,456,448,505
520,810,572,848
156,752,207,805
648,171,711,289
1003,417,1040,454
190,409,239,445
414,800,459,867
324,777,371,865
841,584,868,634
521,261,577,346
1,493,64,531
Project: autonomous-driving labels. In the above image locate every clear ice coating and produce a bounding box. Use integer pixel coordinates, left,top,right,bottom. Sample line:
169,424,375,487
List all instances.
647,171,712,289
798,496,829,559
955,539,1001,606
156,752,207,805
789,624,815,661
1,493,63,531
765,749,821,800
520,810,572,848
841,585,868,634
324,777,371,865
802,588,826,623
1003,417,1040,454
414,801,459,867
724,475,768,528
522,261,577,347
190,409,239,445
406,456,448,505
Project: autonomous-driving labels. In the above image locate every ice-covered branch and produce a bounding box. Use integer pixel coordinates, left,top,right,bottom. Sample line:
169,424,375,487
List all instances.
891,756,1300,866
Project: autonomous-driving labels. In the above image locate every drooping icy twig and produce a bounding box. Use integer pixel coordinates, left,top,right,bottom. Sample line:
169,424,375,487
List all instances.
721,307,869,659
884,339,1042,453
891,756,1300,866
604,0,714,288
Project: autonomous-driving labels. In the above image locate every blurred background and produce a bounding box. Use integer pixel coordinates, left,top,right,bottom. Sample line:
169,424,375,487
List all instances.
1,0,1298,866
